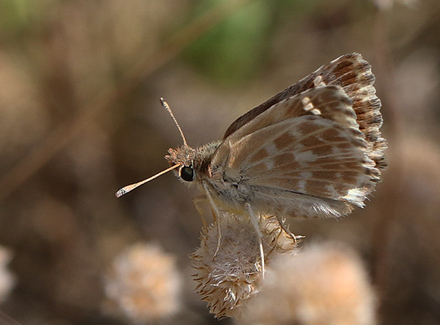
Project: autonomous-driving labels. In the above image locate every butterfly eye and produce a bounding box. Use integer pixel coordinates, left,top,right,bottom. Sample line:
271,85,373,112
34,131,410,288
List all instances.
180,166,195,182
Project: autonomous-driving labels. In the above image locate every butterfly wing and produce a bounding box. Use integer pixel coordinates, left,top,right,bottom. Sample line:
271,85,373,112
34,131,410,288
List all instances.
223,53,387,174
210,86,379,218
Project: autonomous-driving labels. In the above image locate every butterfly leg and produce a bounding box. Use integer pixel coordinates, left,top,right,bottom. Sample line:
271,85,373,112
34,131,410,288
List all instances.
275,214,305,244
202,182,222,260
192,195,208,227
245,203,265,276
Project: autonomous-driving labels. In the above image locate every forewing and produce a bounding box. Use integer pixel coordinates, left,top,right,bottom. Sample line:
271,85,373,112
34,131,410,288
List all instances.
223,53,386,174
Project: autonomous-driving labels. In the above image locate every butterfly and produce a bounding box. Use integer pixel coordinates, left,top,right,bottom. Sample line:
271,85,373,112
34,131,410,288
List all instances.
116,53,387,228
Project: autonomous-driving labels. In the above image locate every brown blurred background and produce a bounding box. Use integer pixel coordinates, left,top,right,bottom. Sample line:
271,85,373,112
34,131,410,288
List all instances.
1,0,440,324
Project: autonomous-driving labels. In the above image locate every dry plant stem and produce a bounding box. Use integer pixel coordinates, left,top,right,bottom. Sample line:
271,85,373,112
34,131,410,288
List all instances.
0,0,255,202
394,2,440,53
0,310,22,325
371,7,404,296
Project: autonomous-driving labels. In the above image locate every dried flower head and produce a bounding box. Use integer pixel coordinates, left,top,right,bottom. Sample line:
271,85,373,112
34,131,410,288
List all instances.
0,246,15,303
237,242,376,325
191,212,299,319
103,243,181,324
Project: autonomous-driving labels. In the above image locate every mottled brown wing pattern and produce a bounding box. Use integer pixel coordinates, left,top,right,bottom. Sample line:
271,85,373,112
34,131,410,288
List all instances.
223,53,387,175
211,86,378,218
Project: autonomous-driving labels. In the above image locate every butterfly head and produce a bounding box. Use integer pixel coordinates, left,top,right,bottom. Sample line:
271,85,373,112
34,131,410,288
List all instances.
165,146,197,183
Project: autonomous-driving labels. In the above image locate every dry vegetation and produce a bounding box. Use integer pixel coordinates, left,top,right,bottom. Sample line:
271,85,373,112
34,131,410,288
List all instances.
0,0,440,324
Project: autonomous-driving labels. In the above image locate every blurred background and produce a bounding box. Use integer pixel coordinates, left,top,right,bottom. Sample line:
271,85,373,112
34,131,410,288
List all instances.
0,0,440,324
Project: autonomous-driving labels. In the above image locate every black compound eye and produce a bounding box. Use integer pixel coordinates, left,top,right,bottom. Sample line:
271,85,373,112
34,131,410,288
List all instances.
180,166,195,182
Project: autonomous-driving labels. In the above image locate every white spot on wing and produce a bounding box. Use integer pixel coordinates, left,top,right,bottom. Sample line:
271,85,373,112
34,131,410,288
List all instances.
298,180,306,192
302,96,311,106
295,150,319,164
324,185,340,198
265,141,278,156
265,159,274,170
300,172,312,179
343,188,366,207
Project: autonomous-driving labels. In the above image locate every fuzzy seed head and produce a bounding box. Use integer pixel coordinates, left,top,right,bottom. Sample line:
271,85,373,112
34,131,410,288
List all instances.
191,212,300,319
103,243,181,323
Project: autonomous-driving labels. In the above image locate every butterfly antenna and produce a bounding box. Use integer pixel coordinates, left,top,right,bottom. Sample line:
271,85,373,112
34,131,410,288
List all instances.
115,164,181,198
160,98,188,147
